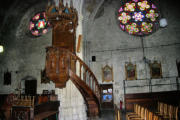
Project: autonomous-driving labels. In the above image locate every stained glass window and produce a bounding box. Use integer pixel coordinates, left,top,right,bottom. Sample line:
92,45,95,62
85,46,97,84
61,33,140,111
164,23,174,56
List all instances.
118,0,159,36
29,12,51,37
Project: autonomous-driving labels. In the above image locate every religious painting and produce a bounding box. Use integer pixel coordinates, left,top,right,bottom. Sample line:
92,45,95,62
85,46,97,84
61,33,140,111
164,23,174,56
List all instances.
176,60,180,77
102,65,113,82
150,61,162,79
41,69,50,83
125,62,137,80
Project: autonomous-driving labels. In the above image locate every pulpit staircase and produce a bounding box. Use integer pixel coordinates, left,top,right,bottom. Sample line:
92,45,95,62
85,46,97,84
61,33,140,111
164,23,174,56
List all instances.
46,47,101,117
45,0,101,117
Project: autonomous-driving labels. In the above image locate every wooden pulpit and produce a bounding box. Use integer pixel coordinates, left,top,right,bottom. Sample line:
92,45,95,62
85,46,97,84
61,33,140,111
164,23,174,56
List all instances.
45,1,78,88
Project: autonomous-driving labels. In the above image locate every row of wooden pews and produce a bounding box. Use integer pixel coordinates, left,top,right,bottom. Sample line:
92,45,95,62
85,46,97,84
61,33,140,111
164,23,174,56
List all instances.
11,94,59,120
155,102,178,120
126,103,179,120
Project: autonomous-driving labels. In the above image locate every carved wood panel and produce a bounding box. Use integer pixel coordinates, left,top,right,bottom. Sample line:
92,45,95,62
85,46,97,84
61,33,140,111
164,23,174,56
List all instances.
53,27,75,52
12,107,32,120
46,47,69,88
45,1,78,88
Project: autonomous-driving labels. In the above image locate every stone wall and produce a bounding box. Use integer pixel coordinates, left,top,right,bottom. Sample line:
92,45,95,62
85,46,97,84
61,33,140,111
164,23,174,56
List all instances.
0,0,87,119
83,0,180,108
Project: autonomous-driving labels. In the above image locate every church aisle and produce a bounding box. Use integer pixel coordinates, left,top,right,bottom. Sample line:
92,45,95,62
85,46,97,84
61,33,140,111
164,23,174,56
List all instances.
88,109,115,120
88,109,126,120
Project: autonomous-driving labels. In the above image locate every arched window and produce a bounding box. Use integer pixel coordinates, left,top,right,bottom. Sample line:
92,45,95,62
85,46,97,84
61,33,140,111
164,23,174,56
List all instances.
29,12,51,37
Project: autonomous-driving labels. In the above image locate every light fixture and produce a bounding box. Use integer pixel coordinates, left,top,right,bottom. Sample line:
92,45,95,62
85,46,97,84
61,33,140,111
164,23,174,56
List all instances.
0,45,4,53
159,18,168,27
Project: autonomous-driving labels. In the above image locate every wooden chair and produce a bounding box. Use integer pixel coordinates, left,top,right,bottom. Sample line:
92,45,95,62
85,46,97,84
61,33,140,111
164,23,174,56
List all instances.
148,111,153,120
126,104,139,119
161,104,178,120
144,108,149,120
134,108,148,120
163,104,173,120
129,106,145,120
126,104,141,120
162,103,168,118
153,114,162,120
155,102,164,117
173,106,178,120
156,102,160,113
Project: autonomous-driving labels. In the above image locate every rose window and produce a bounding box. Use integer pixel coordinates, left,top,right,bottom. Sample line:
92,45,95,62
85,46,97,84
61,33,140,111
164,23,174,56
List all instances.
29,12,51,37
118,0,159,36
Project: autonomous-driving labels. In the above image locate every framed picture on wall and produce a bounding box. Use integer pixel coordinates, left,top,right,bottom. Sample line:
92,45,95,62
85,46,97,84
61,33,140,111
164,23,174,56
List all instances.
150,61,162,79
125,62,137,80
102,65,113,82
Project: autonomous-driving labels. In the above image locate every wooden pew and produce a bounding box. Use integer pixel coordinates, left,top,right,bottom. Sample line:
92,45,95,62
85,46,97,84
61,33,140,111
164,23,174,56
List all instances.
155,102,179,120
125,91,180,112
11,95,59,120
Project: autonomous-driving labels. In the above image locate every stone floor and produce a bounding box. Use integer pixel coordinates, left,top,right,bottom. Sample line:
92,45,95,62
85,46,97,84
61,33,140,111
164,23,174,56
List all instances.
89,109,126,120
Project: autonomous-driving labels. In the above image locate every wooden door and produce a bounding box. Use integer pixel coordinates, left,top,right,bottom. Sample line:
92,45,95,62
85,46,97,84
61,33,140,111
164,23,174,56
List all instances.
25,80,37,95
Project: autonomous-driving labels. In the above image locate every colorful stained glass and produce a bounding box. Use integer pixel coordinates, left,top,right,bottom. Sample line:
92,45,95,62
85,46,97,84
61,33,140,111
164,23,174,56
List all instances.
36,19,46,29
29,22,34,30
119,7,123,12
138,1,150,11
118,12,131,24
29,12,51,37
133,0,138,2
124,3,136,12
126,23,139,34
33,13,40,20
120,24,125,30
141,22,153,33
133,12,144,21
146,9,159,21
118,0,160,36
